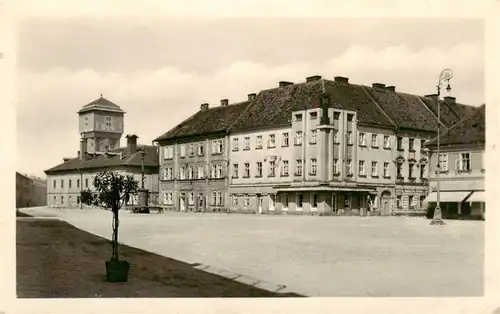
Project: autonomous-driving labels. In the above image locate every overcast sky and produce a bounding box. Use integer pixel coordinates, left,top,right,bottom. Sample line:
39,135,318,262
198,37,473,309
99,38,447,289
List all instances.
16,18,484,177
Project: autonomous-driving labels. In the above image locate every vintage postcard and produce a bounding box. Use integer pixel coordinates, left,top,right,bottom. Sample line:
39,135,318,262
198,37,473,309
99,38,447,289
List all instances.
1,0,499,313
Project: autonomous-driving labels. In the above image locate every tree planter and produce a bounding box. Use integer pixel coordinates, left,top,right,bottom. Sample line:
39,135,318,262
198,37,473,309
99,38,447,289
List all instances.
106,259,130,282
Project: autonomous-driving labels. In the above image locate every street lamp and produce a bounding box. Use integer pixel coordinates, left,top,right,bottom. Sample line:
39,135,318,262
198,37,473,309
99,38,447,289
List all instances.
430,68,453,226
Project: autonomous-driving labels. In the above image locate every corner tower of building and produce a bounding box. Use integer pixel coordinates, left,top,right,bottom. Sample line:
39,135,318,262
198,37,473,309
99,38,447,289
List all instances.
77,94,125,154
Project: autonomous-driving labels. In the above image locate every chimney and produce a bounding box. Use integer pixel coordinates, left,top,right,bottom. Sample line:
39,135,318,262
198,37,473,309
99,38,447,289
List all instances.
63,157,71,162
372,83,386,89
444,96,456,104
279,81,294,87
306,75,322,83
79,138,87,160
248,93,256,101
200,103,209,111
126,134,138,155
334,76,349,84
386,86,396,92
220,99,229,107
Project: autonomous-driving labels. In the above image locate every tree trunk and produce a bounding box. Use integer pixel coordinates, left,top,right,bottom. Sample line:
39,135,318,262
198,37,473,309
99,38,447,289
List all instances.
112,209,119,260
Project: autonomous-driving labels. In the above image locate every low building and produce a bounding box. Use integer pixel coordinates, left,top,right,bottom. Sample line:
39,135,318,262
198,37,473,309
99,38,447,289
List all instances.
44,96,159,208
424,104,485,219
16,172,47,208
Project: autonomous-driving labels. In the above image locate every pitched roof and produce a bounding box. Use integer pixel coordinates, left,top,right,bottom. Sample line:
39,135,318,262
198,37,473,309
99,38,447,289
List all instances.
417,96,477,128
154,101,251,142
78,96,125,114
425,104,485,147
230,79,394,133
44,145,158,174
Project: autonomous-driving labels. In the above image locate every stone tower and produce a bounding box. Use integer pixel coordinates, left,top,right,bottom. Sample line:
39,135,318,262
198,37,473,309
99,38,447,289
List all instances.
78,95,125,154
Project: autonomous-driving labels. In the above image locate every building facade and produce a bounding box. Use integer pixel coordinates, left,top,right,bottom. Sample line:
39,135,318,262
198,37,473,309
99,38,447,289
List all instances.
154,75,478,216
16,172,47,208
45,96,159,208
424,104,485,219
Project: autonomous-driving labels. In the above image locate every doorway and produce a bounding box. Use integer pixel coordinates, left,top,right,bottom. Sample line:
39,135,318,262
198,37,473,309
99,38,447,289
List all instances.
257,194,263,214
331,194,337,213
381,191,392,216
180,193,186,212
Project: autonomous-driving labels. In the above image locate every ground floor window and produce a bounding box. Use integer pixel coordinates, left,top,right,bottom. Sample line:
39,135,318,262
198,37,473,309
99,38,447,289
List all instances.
282,193,289,209
311,193,318,208
396,195,402,209
244,194,250,206
297,194,303,208
61,196,64,206
211,191,223,206
163,192,173,205
411,195,419,209
198,193,204,208
331,194,337,211
232,195,239,206
77,196,80,204
188,192,195,205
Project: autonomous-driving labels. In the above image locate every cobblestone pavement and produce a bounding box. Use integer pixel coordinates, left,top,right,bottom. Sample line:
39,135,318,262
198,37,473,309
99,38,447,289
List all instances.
19,207,484,296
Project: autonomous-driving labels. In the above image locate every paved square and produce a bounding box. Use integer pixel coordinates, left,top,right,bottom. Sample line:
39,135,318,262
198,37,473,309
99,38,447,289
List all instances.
20,207,484,296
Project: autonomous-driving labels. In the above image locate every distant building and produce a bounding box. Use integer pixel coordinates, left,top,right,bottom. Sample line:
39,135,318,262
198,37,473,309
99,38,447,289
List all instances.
16,172,47,208
154,75,478,216
44,96,159,208
424,104,485,219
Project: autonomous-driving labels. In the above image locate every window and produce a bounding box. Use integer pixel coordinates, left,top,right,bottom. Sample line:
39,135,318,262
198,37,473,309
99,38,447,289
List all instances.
397,164,402,178
77,196,80,204
68,196,72,205
420,164,425,178
244,163,250,177
297,194,304,208
346,160,353,175
163,192,173,205
438,153,448,171
409,138,415,151
84,116,88,127
164,146,174,159
188,166,194,179
310,158,317,175
256,162,263,177
216,164,223,178
397,137,403,150
359,132,366,146
282,160,289,176
61,179,64,188
68,179,72,188
232,138,239,151
85,178,89,188
411,196,419,209
371,161,378,176
211,139,223,154
310,130,317,144
459,152,471,171
295,131,303,145
310,111,318,120
197,142,204,156
188,192,195,205
371,134,378,147
269,160,276,176
347,114,354,122
189,144,195,156
383,135,390,149
244,195,250,206
53,180,56,188
232,164,239,178
409,164,415,178
61,196,64,204
232,195,239,206
244,137,250,150
347,131,353,145
282,133,289,147
198,165,204,179
333,159,339,174
180,166,186,180
198,193,204,207
396,195,402,208
105,116,112,127
164,167,173,180
383,162,390,177
256,135,263,149
295,159,303,176
180,144,186,157
358,160,366,176
295,114,303,121
210,191,223,206
268,134,276,148
333,131,339,144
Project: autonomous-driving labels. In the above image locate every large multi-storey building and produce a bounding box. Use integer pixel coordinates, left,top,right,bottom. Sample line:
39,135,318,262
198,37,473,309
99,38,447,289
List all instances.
16,172,47,208
424,104,485,219
44,96,159,208
154,75,479,216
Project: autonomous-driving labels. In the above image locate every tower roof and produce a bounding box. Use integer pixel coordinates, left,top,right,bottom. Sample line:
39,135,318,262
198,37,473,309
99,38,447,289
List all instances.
78,94,125,114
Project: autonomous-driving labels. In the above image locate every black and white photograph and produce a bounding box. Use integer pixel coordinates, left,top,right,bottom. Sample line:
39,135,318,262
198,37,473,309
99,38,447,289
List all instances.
2,1,499,314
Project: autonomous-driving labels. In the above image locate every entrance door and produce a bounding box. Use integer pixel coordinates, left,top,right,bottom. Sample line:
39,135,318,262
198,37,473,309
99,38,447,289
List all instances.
257,195,263,213
180,193,186,212
269,194,275,211
331,194,337,213
381,191,391,216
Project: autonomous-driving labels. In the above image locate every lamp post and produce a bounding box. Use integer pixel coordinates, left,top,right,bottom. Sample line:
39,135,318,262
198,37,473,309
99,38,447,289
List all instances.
430,68,452,226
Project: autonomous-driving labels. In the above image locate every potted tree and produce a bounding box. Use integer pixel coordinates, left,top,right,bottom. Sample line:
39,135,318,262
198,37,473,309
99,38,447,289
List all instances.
80,171,139,282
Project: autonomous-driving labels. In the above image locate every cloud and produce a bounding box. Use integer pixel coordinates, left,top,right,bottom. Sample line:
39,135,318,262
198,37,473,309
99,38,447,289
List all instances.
17,41,484,176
